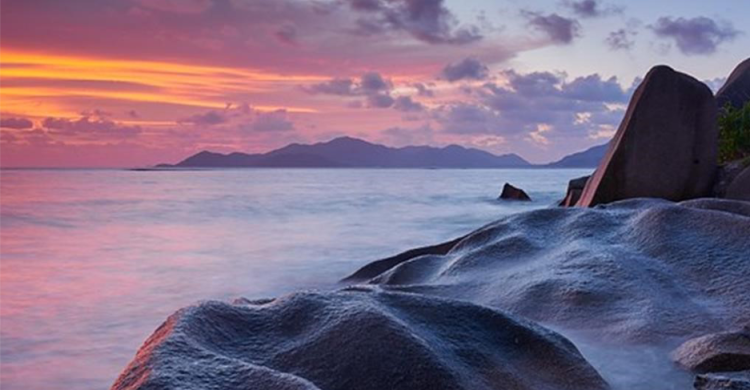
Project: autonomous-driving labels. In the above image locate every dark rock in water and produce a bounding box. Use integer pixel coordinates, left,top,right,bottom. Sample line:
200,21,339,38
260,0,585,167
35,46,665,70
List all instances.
727,165,750,201
499,183,531,201
673,327,750,373
560,175,590,207
348,198,750,344
111,288,609,390
695,372,750,390
578,66,718,207
717,58,750,110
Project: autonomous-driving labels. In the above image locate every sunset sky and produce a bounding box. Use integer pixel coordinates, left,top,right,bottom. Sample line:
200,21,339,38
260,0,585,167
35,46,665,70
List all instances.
1,0,748,167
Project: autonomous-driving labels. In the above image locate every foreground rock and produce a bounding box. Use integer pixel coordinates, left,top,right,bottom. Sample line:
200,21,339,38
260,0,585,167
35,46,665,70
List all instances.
499,183,531,201
727,165,750,201
560,175,590,207
672,327,750,373
347,198,750,344
114,198,750,390
112,288,609,390
577,66,718,207
717,58,750,110
695,372,750,390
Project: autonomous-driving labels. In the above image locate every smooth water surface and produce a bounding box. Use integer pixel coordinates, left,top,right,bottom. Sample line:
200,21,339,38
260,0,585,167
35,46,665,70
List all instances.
0,168,590,390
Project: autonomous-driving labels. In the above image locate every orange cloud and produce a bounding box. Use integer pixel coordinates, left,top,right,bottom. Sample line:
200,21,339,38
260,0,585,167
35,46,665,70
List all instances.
0,50,322,119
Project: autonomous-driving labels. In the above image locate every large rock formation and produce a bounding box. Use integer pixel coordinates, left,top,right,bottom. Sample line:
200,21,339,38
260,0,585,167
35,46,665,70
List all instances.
717,58,750,110
348,198,750,343
345,198,750,389
672,327,750,373
727,165,750,201
577,66,718,207
499,183,531,201
714,159,750,197
111,288,609,390
560,175,590,207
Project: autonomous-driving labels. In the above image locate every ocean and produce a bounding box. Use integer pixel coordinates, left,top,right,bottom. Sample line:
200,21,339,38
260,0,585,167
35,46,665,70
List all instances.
0,168,591,390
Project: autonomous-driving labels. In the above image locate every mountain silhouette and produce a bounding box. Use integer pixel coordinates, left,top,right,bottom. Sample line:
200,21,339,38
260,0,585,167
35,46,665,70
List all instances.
160,137,531,168
545,143,608,168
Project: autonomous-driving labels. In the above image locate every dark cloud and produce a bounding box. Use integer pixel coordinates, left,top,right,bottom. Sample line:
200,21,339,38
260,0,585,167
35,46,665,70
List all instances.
250,109,295,132
562,74,628,102
523,11,580,44
347,0,482,44
1,117,34,129
42,117,142,138
360,71,392,93
436,103,503,134
605,28,636,50
304,72,391,96
413,83,435,97
564,0,622,18
177,105,297,132
650,17,740,55
178,110,228,126
393,96,425,112
366,93,395,108
441,57,489,82
305,72,407,110
432,69,631,145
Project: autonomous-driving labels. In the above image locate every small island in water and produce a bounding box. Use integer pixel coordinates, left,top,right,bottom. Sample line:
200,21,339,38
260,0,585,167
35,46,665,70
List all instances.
112,60,750,390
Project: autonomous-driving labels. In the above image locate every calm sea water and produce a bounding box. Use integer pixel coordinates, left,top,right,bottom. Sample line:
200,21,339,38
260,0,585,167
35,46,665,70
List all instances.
0,168,591,390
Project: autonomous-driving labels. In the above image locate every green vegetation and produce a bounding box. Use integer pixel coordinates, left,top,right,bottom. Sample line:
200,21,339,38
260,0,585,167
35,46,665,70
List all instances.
718,102,750,164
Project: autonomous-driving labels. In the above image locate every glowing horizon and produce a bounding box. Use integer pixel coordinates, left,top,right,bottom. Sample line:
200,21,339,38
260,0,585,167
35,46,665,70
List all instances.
1,0,748,167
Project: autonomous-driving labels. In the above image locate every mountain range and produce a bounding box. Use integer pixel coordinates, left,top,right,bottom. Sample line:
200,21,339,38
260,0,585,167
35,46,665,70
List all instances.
157,136,607,168
543,143,609,168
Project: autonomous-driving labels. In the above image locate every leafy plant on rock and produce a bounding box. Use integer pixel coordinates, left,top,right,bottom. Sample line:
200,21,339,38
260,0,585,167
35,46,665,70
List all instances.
718,102,750,164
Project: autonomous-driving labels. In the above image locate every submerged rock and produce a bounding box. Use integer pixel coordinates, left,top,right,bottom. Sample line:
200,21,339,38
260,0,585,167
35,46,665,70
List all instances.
499,183,531,201
673,327,750,373
112,288,609,390
578,66,718,207
717,58,750,110
560,175,590,207
695,372,750,390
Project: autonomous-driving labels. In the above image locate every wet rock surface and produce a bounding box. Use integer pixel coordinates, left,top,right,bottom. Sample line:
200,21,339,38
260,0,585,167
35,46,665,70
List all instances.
673,327,750,373
111,288,609,390
695,372,750,390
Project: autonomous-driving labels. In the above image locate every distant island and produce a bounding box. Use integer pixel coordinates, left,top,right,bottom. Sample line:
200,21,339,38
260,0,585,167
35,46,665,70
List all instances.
156,136,607,169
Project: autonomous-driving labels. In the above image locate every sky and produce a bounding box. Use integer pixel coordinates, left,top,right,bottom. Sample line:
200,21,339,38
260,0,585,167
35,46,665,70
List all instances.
0,0,748,167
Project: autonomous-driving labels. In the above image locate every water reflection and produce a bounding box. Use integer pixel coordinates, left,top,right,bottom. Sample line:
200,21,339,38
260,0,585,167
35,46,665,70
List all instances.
0,168,590,389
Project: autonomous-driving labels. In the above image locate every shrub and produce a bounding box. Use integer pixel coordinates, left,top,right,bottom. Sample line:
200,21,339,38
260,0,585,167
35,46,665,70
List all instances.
718,102,750,164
